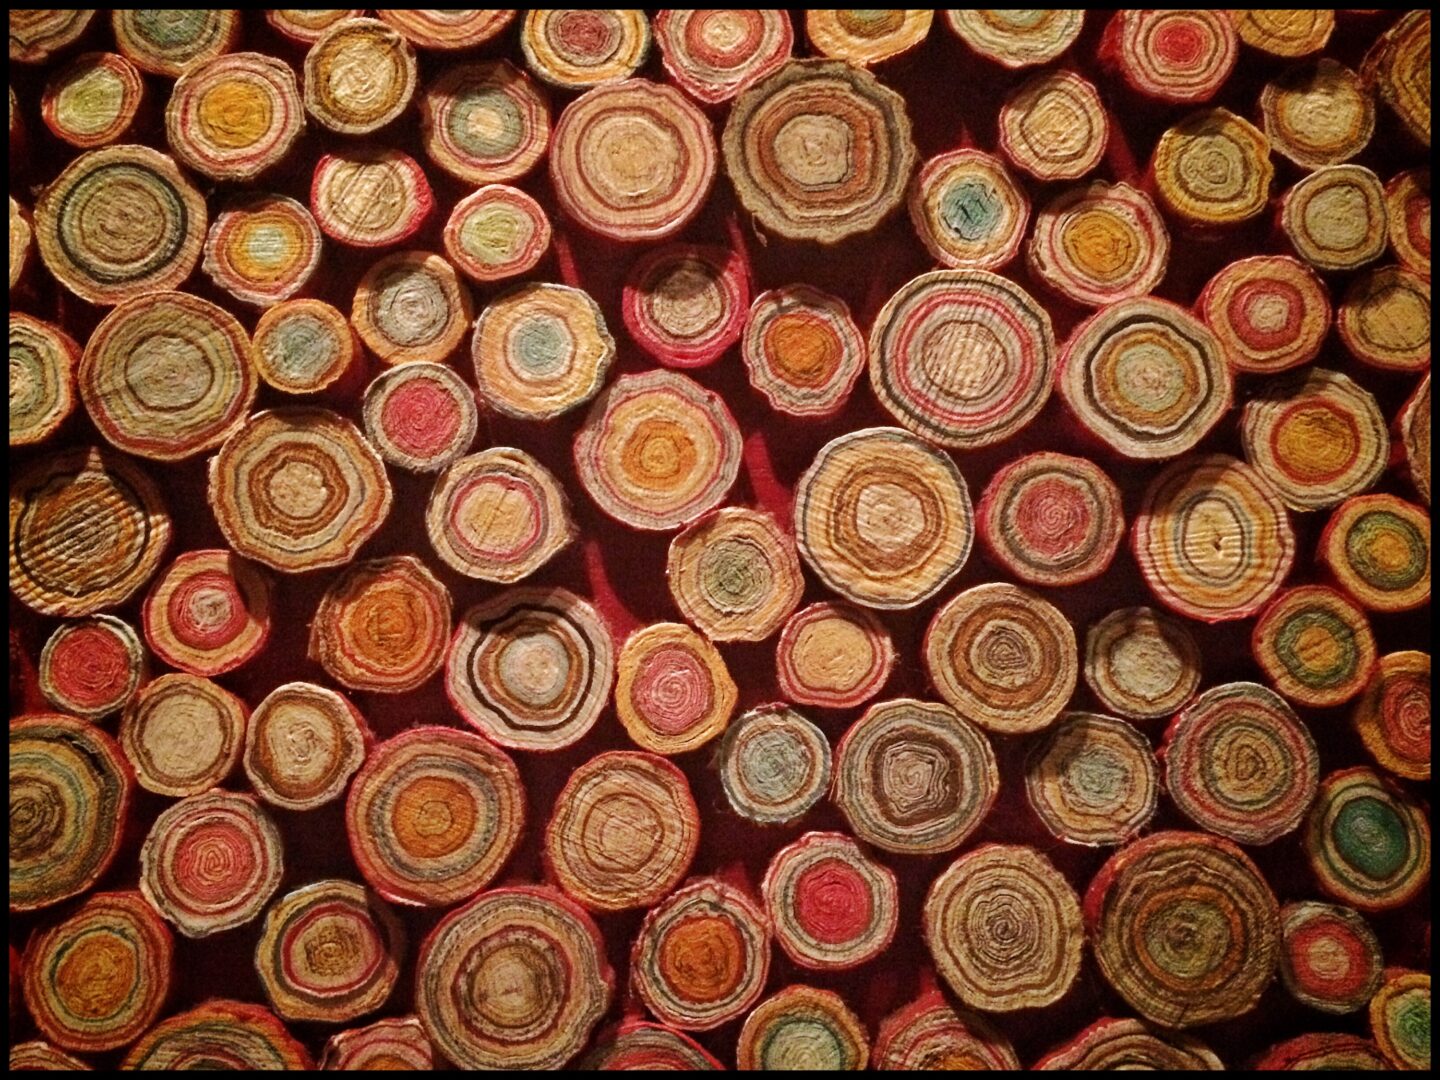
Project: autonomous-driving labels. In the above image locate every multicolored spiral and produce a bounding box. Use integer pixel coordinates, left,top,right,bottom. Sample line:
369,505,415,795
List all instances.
9,1040,93,1070
1261,59,1374,170
737,985,870,1070
718,705,831,826
320,1015,434,1071
1253,585,1378,708
998,69,1108,181
251,299,358,395
622,243,750,369
873,989,1021,1070
776,601,896,710
1151,108,1275,227
1083,606,1202,721
1370,970,1430,1071
581,1019,723,1071
1107,10,1238,104
653,9,793,105
352,250,473,366
1231,9,1335,56
444,184,552,284
762,831,897,971
302,17,416,135
1026,712,1159,847
1364,10,1428,146
1338,264,1431,372
420,60,550,186
910,150,1029,270
1282,164,1388,272
40,51,144,148
667,507,804,643
8,314,78,448
1026,181,1169,308
1253,1033,1391,1070
521,9,651,89
1353,650,1430,782
111,10,239,77
615,621,737,755
1304,766,1430,913
9,10,96,64
363,363,479,474
202,195,322,308
120,1000,311,1070
1319,494,1430,613
742,284,867,418
37,615,145,720
310,149,434,248
1034,1018,1224,1070
1279,901,1383,1015
119,673,247,798
1197,254,1332,375
943,10,1084,68
805,9,931,65
166,51,304,181
141,549,272,677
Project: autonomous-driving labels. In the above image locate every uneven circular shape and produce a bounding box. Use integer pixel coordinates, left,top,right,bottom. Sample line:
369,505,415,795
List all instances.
1231,9,1334,56
873,990,1020,1070
120,1000,310,1070
310,556,451,694
545,750,699,912
304,18,415,134
166,52,303,181
632,877,771,1032
1279,901,1383,1015
1086,830,1280,1028
925,844,1082,1012
978,452,1123,587
444,184,551,284
582,1019,722,1070
1386,168,1430,276
120,674,247,798
81,291,256,461
724,59,916,243
909,150,1028,270
311,149,434,248
1035,1018,1223,1070
10,10,95,63
265,10,364,45
377,10,516,51
1026,712,1159,847
255,879,403,1023
943,10,1083,68
738,985,869,1070
1282,164,1388,271
1353,651,1430,782
623,243,749,369
1084,606,1202,722
363,363,478,473
38,615,144,720
776,601,895,710
352,250,472,366
1361,9,1429,147
2,326,64,443
743,284,866,418
473,282,615,420
321,1016,434,1071
763,831,896,970
139,790,283,938
142,549,271,677
1242,367,1388,513
653,9,793,105
1133,454,1296,623
346,726,524,907
794,427,973,609
615,621,736,755
251,299,357,395
1338,265,1430,372
41,52,143,148
1109,10,1238,104
9,715,131,913
1152,108,1274,227
1027,182,1168,309
667,507,803,642
924,583,1077,735
417,885,613,1070
209,407,392,573
446,587,614,753
1163,681,1319,845
1398,374,1430,506
202,195,322,309
832,697,998,855
1261,59,1374,170
550,79,714,242
871,269,1053,447
1197,254,1331,374
1319,494,1430,613
421,60,549,186
575,369,741,532
112,10,237,77
521,9,651,89
35,144,207,306
805,9,931,66
718,704,831,826
1371,971,1429,1071
1254,586,1377,708
1060,296,1231,461
1255,1032,1391,1070
998,70,1108,182
1305,766,1430,913
243,682,369,811
22,891,171,1054
9,446,172,618
426,448,574,582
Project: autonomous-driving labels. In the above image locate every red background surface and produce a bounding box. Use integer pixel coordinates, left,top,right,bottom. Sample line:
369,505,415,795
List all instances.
8,10,1431,1068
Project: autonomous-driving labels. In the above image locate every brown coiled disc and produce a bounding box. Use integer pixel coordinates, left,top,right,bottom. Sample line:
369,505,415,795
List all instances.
943,10,1084,68
251,299,359,395
1318,494,1430,614
909,150,1029,270
310,149,434,249
166,52,305,182
202,195,323,308
615,621,737,756
417,885,614,1069
1281,164,1388,272
742,284,867,418
924,582,1077,735
549,79,715,242
873,989,1021,1070
38,615,146,721
1197,254,1331,375
9,314,78,448
112,10,238,77
243,682,370,811
377,10,516,51
832,697,998,855
420,60,550,186
1086,830,1281,1028
41,51,144,148
352,250,473,366
581,1019,723,1070
736,985,870,1070
1027,182,1170,308
1026,712,1160,846
667,506,804,643
805,10,932,66
521,9,651,89
1034,1017,1223,1070
1253,585,1377,709
444,184,552,284
320,1016,434,1071
998,69,1109,182
34,144,207,306
925,844,1083,1011
793,427,973,610
303,17,416,135
1230,9,1334,57
9,1041,92,1070
1361,10,1429,147
209,407,393,573
80,292,257,461
544,750,700,912
776,601,896,710
1151,108,1275,227
723,59,916,244
1084,606,1202,721
1370,970,1429,1070
9,446,172,618
718,705,832,827
1261,59,1375,170
142,549,271,677
10,10,96,64
309,555,452,694
1337,265,1430,373
653,9,793,105
120,999,311,1070
120,673,247,798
